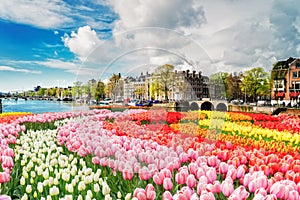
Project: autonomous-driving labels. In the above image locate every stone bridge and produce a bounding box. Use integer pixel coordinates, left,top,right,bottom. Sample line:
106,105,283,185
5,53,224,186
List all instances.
174,99,228,112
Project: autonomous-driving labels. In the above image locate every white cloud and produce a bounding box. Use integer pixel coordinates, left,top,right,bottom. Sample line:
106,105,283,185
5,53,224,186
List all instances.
62,26,102,61
0,66,41,74
0,0,72,29
108,0,206,31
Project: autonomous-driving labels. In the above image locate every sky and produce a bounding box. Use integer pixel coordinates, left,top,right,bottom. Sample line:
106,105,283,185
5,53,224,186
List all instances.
0,0,300,93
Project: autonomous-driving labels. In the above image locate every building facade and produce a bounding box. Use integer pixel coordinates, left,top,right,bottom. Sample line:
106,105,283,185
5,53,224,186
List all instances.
271,57,300,105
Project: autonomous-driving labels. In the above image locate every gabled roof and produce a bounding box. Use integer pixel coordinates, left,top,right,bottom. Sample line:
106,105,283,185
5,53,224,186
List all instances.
272,57,295,70
289,58,300,66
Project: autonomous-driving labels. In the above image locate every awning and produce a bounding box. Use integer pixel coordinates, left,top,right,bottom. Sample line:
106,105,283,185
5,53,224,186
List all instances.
290,92,299,97
275,92,285,97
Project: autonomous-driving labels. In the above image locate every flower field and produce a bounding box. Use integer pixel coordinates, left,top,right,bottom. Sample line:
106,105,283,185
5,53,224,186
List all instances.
1,109,300,199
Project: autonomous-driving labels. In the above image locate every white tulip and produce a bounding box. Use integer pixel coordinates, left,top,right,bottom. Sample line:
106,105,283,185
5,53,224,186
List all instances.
50,186,59,196
21,193,28,200
104,195,112,200
102,183,111,196
20,176,26,186
93,183,100,193
25,185,32,194
78,181,86,191
62,172,70,182
64,195,73,200
53,178,59,185
77,195,83,200
38,182,43,193
87,190,93,198
67,183,74,193
117,191,122,199
125,193,132,200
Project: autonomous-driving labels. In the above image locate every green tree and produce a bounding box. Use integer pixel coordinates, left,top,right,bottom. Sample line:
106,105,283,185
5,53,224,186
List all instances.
72,81,83,99
37,88,46,97
105,74,121,98
241,67,269,102
209,72,228,99
152,64,176,100
95,80,105,102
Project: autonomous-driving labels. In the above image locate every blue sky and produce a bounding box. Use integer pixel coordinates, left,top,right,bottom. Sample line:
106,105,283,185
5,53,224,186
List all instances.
0,0,300,92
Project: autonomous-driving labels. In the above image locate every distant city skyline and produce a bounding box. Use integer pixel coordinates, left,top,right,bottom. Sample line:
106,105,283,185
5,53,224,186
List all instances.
0,0,299,92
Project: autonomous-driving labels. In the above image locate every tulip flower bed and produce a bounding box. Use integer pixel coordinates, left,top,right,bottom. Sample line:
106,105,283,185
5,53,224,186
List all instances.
2,110,300,199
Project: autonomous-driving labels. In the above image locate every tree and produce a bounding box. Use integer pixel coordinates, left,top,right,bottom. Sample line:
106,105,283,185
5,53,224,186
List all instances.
152,64,176,100
209,72,228,99
72,81,83,99
105,74,121,98
241,67,269,102
37,88,46,97
94,80,105,102
226,72,243,100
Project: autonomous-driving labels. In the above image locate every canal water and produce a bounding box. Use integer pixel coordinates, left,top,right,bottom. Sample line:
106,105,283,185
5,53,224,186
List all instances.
1,99,89,114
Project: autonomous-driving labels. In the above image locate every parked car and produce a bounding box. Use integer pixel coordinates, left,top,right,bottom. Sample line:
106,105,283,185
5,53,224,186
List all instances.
99,98,112,105
128,99,138,106
135,100,153,107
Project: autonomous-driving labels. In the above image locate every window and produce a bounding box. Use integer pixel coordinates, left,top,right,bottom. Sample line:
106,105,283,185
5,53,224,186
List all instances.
298,71,300,78
293,71,298,78
296,63,300,69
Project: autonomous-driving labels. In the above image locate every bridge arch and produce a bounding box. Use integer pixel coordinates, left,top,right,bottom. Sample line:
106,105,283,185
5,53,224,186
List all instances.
201,101,214,111
216,103,227,111
190,102,199,111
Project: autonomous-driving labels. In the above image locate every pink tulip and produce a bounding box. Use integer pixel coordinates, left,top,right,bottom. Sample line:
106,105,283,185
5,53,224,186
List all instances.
0,172,10,183
0,195,11,200
213,181,221,193
146,184,156,200
122,168,134,180
236,166,245,179
270,182,286,199
163,178,173,191
200,190,215,200
288,190,300,199
161,168,172,179
206,168,217,183
229,186,249,200
176,172,187,185
226,166,237,180
219,162,228,174
207,155,218,168
196,167,205,180
181,186,194,199
153,174,163,185
139,167,151,181
221,178,234,197
254,188,267,197
197,182,207,195
163,191,173,200
2,156,13,169
186,174,197,188
188,163,198,175
252,193,265,200
263,194,277,200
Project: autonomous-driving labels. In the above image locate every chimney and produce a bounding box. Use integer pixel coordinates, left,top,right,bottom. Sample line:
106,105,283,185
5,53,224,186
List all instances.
193,70,196,77
118,73,121,78
175,70,177,74
187,70,190,77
